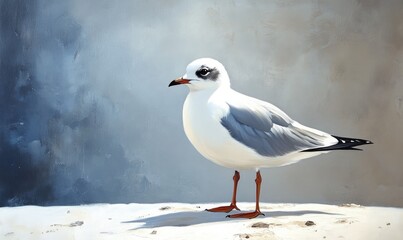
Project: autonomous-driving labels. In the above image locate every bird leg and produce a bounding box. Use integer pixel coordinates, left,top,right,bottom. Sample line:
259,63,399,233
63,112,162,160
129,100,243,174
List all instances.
226,170,264,219
206,171,241,213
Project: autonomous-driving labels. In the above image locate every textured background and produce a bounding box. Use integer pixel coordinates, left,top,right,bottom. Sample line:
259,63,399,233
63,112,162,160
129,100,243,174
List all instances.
1,0,402,207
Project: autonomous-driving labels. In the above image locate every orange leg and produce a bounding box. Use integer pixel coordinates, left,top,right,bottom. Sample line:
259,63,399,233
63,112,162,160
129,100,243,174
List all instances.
226,171,264,219
206,171,241,213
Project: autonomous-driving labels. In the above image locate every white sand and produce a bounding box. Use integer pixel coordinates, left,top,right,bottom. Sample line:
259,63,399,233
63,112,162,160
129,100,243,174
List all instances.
0,202,402,240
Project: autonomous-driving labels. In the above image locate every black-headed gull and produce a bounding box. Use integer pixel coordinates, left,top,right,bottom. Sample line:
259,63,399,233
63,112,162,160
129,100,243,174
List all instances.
169,58,372,219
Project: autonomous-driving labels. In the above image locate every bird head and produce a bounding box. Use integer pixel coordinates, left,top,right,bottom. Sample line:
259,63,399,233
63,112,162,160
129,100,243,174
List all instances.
169,58,230,91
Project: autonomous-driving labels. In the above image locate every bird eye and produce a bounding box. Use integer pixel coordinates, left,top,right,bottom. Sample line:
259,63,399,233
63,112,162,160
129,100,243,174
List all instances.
199,68,210,76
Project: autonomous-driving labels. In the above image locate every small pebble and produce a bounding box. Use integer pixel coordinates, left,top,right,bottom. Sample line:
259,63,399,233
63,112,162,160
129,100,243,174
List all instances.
238,234,250,239
251,222,271,228
69,221,84,227
305,221,316,226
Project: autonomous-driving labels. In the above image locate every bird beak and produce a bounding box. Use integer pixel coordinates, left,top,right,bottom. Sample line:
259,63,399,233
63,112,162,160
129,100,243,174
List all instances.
169,77,190,87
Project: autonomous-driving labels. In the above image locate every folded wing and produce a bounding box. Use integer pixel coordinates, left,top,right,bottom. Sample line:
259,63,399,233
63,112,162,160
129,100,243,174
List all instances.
220,95,338,157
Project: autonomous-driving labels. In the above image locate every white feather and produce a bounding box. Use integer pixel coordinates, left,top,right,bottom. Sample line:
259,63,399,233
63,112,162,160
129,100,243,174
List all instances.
179,58,338,170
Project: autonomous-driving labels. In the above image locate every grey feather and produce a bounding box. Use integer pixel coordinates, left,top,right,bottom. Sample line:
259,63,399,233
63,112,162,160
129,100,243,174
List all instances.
228,104,274,132
227,100,291,130
221,101,326,157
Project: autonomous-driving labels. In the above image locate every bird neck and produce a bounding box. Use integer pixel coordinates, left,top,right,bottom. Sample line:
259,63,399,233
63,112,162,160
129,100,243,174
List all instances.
187,88,230,107
188,85,230,96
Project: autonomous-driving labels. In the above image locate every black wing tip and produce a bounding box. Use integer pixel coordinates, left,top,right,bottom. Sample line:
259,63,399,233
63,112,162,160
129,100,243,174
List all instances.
331,135,373,145
302,135,373,152
350,148,363,151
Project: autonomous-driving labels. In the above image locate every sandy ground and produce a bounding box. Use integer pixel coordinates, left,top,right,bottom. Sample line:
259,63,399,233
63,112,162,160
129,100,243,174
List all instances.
0,202,402,240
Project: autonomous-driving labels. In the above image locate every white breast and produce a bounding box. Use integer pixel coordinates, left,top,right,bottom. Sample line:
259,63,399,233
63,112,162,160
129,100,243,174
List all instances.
182,88,328,170
182,88,266,169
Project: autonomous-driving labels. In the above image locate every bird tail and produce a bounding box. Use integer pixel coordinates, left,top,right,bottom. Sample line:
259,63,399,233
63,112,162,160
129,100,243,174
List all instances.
302,135,373,152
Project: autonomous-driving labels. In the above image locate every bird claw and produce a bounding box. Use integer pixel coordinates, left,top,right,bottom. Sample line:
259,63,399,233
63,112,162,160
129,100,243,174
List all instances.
226,210,264,219
206,204,240,213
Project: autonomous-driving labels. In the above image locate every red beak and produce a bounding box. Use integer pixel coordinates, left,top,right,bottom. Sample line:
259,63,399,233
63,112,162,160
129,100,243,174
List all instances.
168,78,190,87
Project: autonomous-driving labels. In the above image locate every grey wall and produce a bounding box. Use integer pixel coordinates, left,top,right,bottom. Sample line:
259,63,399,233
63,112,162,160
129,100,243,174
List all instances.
1,0,402,207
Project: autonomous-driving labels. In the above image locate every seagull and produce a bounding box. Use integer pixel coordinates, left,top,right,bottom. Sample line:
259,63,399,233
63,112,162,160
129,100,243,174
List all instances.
169,58,372,219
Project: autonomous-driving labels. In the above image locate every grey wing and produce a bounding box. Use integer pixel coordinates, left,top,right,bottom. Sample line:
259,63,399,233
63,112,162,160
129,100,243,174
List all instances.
221,99,330,157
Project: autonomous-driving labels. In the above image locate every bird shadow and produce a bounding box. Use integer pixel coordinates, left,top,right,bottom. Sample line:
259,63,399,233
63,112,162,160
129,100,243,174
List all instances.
123,208,340,229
